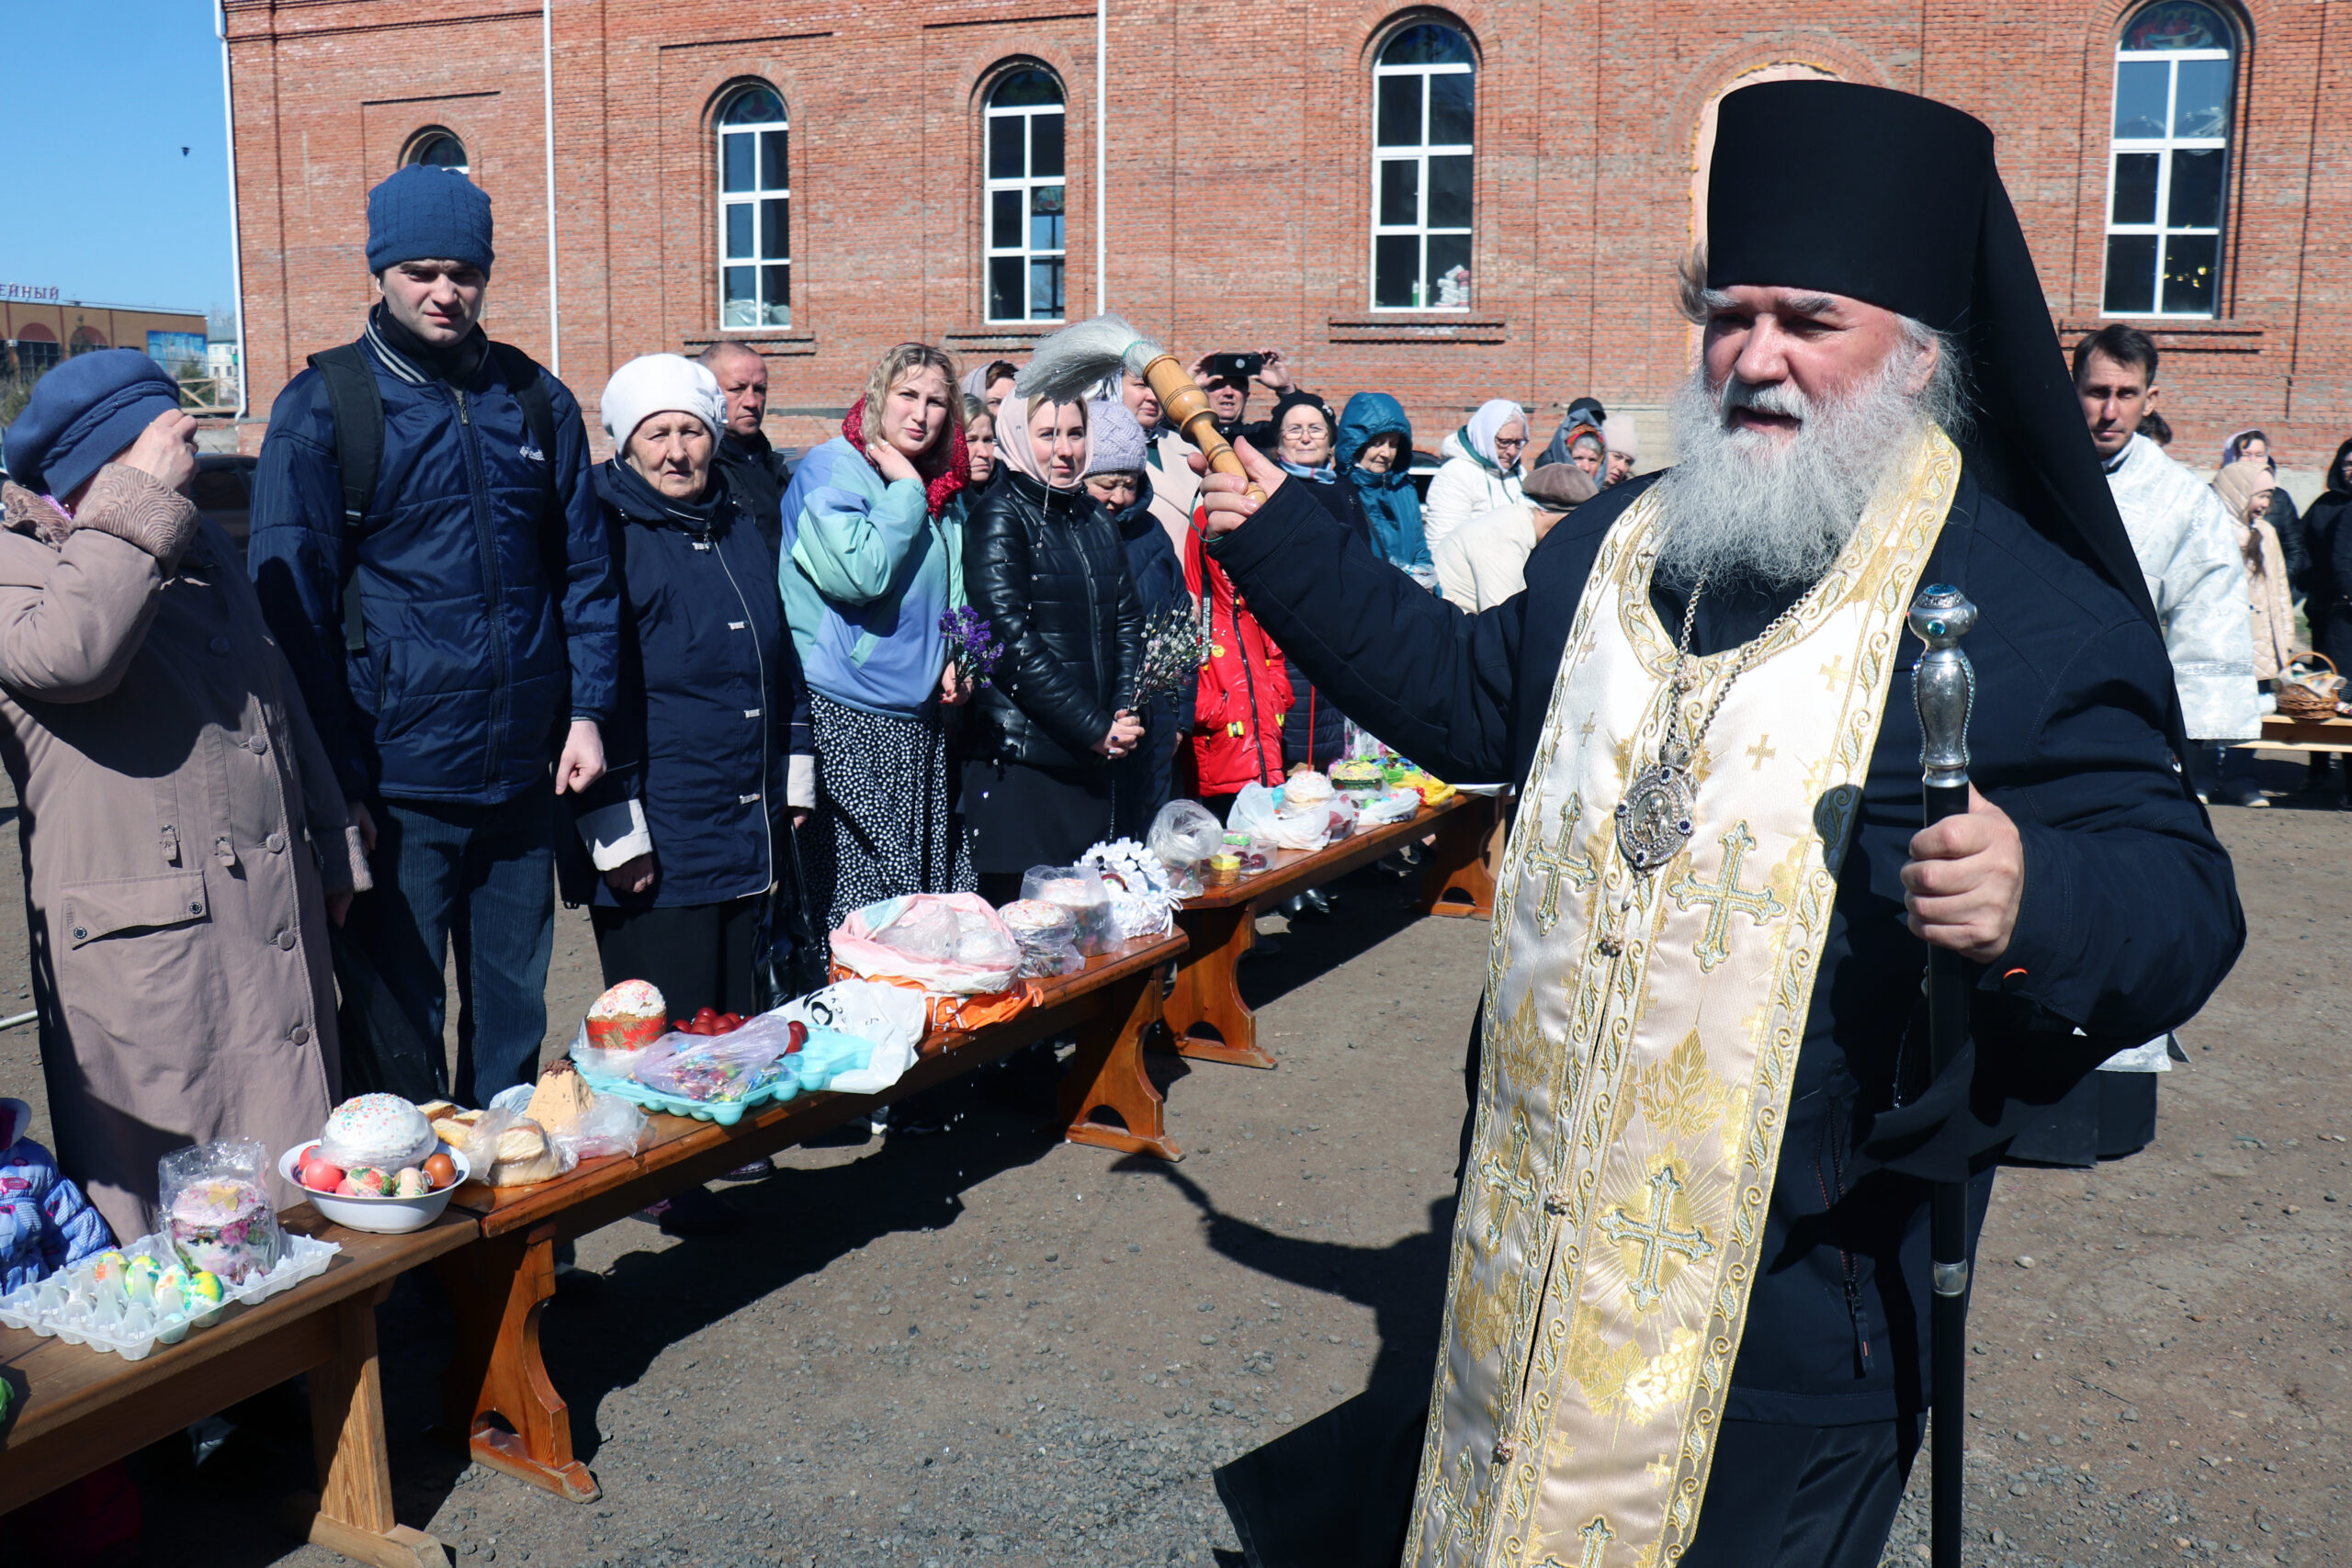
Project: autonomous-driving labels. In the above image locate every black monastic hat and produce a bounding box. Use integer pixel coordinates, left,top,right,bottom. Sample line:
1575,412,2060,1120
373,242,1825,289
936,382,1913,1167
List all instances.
1707,80,2158,629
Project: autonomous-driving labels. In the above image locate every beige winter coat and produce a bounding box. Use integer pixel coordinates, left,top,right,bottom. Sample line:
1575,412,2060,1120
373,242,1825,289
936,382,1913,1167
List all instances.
0,467,368,1240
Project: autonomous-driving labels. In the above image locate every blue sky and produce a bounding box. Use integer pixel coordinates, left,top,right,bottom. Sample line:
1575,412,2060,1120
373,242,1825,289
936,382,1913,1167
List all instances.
6,3,232,320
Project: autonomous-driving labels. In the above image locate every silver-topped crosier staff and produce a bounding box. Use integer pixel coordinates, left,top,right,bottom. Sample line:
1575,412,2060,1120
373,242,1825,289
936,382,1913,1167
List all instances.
1910,583,1977,1568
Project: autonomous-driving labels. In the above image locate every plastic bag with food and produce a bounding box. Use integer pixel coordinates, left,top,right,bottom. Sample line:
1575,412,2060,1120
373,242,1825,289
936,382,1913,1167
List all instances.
1146,799,1223,894
831,894,1023,994
872,897,960,964
454,1107,575,1188
157,1139,287,1285
631,1031,788,1104
1021,864,1117,955
997,898,1084,978
550,1093,651,1161
771,981,929,1058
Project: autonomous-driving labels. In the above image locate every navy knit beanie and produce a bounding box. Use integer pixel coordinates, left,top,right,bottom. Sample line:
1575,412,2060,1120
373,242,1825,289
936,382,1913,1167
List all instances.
3,350,183,501
366,164,495,275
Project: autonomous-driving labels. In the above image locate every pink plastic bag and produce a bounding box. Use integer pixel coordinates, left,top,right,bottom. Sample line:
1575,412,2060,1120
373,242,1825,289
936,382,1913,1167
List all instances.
831,893,1022,995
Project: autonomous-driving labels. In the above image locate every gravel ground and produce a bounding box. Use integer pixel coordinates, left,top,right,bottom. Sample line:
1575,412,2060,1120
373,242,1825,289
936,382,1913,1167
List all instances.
2,761,2346,1567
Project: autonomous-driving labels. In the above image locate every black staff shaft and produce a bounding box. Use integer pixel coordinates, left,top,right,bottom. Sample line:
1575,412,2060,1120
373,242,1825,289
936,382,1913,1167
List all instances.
1924,776,1972,1568
1908,583,1979,1568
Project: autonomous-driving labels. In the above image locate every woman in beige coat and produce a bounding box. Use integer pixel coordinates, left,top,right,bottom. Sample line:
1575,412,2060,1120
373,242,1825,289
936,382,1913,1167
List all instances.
0,352,368,1238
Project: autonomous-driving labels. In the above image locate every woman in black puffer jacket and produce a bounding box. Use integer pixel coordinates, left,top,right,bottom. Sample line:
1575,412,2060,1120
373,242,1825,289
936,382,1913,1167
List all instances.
961,394,1144,902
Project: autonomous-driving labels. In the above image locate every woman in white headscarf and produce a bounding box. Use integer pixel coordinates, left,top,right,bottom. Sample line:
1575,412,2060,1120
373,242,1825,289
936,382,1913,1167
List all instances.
959,394,1144,901
2212,460,2297,681
1422,397,1528,551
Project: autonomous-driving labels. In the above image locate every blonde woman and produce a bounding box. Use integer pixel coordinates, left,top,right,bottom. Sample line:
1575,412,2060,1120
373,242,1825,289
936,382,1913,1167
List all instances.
777,343,976,927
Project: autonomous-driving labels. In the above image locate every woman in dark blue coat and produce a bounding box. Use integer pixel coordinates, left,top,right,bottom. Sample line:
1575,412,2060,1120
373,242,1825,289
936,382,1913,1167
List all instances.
560,355,815,1016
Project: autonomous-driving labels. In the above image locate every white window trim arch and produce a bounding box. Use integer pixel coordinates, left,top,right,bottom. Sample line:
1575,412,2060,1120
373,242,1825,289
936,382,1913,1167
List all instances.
402,128,469,175
717,85,792,332
2100,2,2235,319
982,66,1069,324
1369,20,1476,312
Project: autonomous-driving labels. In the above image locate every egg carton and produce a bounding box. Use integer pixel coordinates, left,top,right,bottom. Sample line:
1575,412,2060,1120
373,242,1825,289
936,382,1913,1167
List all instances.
0,1230,341,1361
571,1054,798,1125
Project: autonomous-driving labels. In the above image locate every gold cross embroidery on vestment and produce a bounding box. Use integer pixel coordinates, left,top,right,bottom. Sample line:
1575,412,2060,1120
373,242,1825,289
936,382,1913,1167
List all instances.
1562,1515,1616,1568
1521,795,1597,934
1477,1110,1541,1250
1598,1162,1715,1313
1667,821,1784,972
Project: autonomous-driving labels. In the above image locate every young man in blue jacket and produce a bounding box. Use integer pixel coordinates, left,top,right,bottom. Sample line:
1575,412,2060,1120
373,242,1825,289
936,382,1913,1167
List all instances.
248,166,619,1104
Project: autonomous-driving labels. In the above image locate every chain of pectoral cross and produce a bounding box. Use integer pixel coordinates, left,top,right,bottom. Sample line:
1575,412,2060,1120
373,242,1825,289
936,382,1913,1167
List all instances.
1657,570,1807,774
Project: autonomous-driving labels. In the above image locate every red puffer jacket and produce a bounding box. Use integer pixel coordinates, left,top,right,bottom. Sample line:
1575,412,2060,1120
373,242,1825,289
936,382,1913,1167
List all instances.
1183,519,1291,797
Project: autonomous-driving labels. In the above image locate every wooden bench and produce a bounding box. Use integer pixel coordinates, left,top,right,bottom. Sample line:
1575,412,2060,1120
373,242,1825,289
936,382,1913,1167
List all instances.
2253,713,2352,754
0,1206,477,1568
435,929,1185,1504
1162,794,1496,1070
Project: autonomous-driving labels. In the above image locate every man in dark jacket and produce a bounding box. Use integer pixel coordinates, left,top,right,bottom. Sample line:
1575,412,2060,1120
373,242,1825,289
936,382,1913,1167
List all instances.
699,340,792,560
248,166,619,1104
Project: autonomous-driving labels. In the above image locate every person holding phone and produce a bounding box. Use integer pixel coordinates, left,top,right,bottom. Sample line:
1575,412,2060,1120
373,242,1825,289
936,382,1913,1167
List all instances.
1184,347,1298,447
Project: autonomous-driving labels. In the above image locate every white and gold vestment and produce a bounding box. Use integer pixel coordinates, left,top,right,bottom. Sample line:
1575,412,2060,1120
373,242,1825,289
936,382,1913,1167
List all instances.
1408,426,1961,1568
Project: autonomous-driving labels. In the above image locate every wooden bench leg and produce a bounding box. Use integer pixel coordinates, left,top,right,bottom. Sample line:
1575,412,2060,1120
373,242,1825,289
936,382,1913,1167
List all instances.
1062,963,1183,1161
435,1225,600,1503
1164,903,1274,1068
281,1284,450,1568
1424,797,1499,919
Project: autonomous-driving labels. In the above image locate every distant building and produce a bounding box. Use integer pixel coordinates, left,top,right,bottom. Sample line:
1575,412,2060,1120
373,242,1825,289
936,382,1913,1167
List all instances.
220,0,2350,462
3,299,209,381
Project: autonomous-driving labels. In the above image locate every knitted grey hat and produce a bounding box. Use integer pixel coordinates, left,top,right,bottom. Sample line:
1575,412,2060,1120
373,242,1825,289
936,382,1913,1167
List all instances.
1086,398,1149,476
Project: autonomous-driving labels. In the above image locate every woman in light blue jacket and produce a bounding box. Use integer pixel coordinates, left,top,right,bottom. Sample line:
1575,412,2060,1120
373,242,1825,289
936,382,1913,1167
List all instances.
776,344,975,929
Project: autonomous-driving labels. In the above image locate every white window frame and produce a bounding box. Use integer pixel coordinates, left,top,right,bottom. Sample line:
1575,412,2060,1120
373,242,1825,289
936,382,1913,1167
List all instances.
982,71,1068,325
404,130,469,175
717,87,792,332
1369,26,1476,312
2101,6,2233,319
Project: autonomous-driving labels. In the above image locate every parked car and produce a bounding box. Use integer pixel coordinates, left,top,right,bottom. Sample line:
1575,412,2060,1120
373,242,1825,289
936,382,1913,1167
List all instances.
1408,447,1443,506
192,453,257,549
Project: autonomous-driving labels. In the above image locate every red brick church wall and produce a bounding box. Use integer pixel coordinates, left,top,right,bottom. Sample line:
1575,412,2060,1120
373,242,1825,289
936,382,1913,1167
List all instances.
221,0,2349,467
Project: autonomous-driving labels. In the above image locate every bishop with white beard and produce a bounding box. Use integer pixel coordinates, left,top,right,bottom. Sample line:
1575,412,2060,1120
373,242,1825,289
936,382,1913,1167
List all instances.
1194,81,2244,1568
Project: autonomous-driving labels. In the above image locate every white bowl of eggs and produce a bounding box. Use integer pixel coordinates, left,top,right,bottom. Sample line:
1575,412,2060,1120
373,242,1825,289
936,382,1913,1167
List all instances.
280,1139,469,1235
282,1093,469,1235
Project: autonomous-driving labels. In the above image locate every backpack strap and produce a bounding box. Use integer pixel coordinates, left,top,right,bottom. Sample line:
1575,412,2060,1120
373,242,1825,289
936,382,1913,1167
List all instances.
306,343,383,654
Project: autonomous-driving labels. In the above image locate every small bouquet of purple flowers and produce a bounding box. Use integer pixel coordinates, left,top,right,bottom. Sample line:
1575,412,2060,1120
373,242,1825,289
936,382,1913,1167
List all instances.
940,605,1005,690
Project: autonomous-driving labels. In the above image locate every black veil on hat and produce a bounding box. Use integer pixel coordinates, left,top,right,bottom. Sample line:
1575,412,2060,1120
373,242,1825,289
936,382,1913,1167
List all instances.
1707,79,2159,630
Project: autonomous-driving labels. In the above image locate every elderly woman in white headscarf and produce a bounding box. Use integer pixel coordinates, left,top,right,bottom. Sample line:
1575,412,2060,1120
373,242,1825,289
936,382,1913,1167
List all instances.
1422,397,1529,552
564,353,816,1017
2212,459,2297,682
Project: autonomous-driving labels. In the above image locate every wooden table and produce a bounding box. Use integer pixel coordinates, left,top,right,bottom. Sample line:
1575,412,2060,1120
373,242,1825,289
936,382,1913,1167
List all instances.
1163,794,1496,1070
2255,713,2352,753
0,1205,476,1567
435,930,1185,1504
